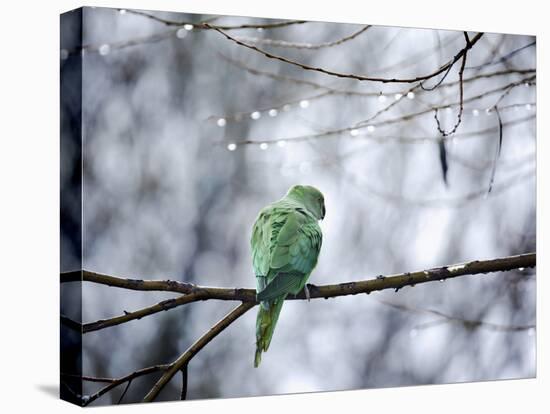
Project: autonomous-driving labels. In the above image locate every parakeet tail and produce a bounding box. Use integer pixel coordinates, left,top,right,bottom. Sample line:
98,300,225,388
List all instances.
254,296,286,367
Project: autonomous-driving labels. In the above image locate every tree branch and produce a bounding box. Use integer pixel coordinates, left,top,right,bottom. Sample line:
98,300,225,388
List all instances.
61,253,535,333
76,364,171,406
62,253,535,403
126,9,307,30
224,75,535,148
143,302,255,402
377,299,535,332
81,292,210,333
233,25,370,50
206,24,483,84
219,51,533,99
433,32,469,137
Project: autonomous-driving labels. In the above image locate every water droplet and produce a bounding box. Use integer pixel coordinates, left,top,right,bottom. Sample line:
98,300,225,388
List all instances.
518,267,525,272
524,82,531,87
407,92,415,99
472,109,479,116
445,107,452,113
98,44,111,56
260,142,268,150
439,279,445,283
277,140,286,147
257,27,264,32
251,111,261,120
527,328,535,336
227,143,237,151
268,109,278,117
378,94,387,103
367,125,376,133
60,49,69,60
216,118,226,127
119,9,127,15
282,104,291,112
184,24,194,31
176,28,188,39
525,104,532,111
350,129,359,137
299,100,310,109
394,93,403,101
485,108,492,115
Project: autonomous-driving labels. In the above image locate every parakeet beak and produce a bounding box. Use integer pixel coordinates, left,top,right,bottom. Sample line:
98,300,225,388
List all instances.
321,204,326,220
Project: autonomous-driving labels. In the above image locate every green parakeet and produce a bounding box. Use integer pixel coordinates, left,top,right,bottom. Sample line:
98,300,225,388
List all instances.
251,185,325,367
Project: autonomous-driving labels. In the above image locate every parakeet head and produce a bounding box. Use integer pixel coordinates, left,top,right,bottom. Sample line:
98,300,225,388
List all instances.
286,185,326,220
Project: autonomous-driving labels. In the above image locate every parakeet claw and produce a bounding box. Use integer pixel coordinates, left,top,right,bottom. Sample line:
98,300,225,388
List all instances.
304,284,311,302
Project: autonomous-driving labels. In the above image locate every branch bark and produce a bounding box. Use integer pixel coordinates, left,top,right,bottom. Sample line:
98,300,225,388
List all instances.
61,253,535,333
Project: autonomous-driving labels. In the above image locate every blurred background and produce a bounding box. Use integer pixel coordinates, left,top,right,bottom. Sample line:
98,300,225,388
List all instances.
61,6,536,405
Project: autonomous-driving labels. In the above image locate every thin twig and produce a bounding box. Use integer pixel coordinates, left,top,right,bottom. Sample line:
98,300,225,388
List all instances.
117,379,133,404
180,364,188,400
207,24,484,84
143,302,255,402
127,9,307,30
206,90,333,123
378,299,535,332
466,41,536,70
213,57,534,125
233,25,370,49
487,106,504,193
433,32,470,136
80,364,170,406
420,63,454,91
225,76,535,147
221,52,533,98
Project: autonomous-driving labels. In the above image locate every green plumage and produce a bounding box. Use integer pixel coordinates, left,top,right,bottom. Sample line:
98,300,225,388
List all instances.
251,185,325,367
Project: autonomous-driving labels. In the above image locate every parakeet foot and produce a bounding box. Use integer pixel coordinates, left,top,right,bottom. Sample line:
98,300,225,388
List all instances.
304,284,311,302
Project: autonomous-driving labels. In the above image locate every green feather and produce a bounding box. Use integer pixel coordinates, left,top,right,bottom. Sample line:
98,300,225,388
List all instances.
251,185,324,367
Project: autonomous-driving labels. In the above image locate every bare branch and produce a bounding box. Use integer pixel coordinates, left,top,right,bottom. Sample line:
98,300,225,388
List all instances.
220,52,533,97
378,299,535,332
433,32,470,136
233,25,370,50
207,24,484,84
466,40,536,70
78,364,171,406
61,253,535,333
225,76,534,147
116,379,133,404
143,302,255,402
126,9,307,30
81,292,209,333
62,253,535,403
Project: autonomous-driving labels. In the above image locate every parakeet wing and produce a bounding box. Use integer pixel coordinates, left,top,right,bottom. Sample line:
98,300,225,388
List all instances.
253,208,322,301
